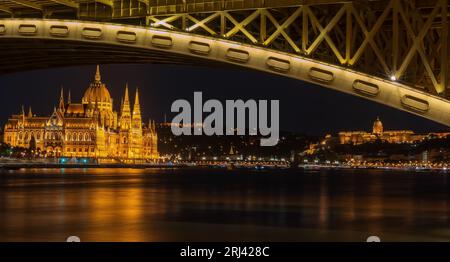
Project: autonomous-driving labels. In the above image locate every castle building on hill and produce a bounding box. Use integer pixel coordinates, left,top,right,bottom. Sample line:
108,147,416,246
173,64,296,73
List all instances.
2,66,158,162
338,117,449,145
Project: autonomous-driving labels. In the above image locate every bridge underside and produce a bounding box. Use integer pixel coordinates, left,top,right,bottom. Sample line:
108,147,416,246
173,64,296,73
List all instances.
0,38,221,73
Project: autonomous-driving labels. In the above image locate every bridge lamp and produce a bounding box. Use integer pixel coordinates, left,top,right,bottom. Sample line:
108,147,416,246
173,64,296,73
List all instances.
390,75,397,81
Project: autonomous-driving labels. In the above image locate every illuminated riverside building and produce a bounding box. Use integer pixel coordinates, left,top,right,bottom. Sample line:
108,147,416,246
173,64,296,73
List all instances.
338,117,450,145
2,66,158,162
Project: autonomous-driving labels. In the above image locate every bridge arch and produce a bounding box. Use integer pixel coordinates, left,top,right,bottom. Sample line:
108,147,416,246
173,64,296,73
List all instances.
0,19,449,126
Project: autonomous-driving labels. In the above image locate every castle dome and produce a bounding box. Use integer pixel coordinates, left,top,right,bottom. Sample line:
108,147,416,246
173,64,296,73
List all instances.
372,117,383,134
82,65,112,104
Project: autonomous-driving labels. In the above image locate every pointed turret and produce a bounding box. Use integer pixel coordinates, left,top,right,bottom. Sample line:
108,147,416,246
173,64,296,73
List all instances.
121,84,131,115
119,83,132,129
21,105,25,123
58,87,65,112
28,106,33,118
229,145,235,155
133,87,141,115
67,89,71,104
132,87,142,129
95,65,101,82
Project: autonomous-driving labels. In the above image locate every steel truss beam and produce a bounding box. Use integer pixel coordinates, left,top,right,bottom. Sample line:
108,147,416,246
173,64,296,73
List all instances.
0,6,13,14
136,0,148,5
94,0,113,7
78,0,113,7
146,0,450,98
10,0,43,11
1,1,447,98
48,0,79,9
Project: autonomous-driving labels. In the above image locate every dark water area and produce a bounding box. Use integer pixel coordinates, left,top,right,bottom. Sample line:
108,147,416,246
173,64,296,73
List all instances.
0,168,449,242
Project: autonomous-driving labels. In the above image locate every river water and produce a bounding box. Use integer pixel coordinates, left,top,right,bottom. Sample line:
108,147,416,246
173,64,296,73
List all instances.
0,168,449,242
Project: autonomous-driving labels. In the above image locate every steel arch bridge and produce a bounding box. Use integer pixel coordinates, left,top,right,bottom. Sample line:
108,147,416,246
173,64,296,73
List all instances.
0,0,449,125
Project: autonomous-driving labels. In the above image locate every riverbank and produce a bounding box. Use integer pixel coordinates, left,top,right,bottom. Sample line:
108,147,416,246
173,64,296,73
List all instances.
0,157,291,170
299,164,449,172
0,161,288,170
0,162,177,170
0,160,447,172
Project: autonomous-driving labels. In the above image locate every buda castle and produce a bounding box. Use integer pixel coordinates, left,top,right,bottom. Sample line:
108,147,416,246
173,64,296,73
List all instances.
338,117,449,145
2,66,158,162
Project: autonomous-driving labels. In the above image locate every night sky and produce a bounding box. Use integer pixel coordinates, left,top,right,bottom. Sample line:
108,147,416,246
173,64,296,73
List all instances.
0,64,447,135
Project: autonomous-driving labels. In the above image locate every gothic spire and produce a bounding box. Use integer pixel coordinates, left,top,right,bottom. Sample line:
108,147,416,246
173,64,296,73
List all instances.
67,89,71,104
59,87,65,111
28,106,32,118
119,83,132,129
132,87,141,120
95,65,101,82
121,83,131,116
124,83,129,103
21,105,25,123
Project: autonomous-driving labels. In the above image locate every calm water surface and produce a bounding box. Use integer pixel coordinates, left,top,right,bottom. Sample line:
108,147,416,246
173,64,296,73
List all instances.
0,168,449,241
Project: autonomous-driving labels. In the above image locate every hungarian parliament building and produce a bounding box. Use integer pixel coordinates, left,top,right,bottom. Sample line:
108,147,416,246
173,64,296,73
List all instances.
2,66,158,162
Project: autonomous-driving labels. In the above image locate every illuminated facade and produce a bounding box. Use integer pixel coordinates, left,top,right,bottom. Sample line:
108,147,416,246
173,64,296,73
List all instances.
339,117,449,145
2,66,158,162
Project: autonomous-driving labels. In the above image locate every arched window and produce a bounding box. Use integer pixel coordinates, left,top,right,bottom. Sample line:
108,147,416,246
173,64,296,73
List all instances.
78,133,83,141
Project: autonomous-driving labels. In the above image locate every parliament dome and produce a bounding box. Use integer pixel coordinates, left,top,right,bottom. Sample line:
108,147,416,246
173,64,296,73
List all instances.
82,65,112,104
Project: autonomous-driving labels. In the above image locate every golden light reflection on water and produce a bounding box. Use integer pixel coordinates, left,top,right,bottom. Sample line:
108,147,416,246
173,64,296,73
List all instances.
0,168,450,241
